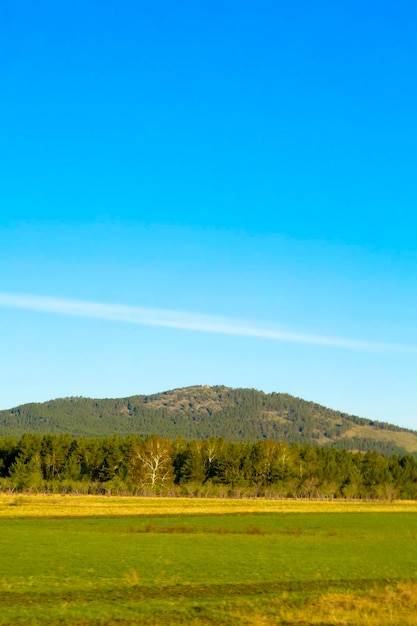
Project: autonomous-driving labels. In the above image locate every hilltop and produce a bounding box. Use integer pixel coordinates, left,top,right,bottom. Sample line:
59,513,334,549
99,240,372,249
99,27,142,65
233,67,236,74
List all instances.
1,385,416,456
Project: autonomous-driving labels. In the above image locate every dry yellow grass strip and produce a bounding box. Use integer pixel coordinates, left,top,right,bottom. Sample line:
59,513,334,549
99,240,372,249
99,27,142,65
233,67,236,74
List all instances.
1,494,417,518
227,581,417,626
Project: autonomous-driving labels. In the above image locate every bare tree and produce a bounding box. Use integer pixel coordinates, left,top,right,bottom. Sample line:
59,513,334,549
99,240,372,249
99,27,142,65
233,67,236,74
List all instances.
129,437,173,489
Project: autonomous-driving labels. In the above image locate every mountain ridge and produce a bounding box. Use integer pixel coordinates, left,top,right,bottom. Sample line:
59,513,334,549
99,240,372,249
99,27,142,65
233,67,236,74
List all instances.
1,385,416,456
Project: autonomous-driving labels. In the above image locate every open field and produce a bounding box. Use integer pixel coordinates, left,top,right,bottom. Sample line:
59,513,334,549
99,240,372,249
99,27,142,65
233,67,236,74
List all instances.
1,496,417,624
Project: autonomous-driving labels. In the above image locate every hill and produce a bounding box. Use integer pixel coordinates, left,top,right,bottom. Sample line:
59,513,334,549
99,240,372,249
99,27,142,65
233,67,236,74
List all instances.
1,385,416,456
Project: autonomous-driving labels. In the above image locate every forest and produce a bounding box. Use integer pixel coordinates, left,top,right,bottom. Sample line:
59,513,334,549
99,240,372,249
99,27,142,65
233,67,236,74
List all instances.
1,433,416,499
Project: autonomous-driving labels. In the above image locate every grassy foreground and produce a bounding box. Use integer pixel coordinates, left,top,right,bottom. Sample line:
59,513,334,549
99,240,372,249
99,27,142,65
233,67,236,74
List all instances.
1,495,417,625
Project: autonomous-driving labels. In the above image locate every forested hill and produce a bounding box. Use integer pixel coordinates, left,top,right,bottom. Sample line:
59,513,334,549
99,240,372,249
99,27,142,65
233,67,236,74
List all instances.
1,385,416,457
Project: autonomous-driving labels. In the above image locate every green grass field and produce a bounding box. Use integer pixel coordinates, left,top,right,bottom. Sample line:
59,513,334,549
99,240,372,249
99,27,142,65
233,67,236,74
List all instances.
1,496,417,624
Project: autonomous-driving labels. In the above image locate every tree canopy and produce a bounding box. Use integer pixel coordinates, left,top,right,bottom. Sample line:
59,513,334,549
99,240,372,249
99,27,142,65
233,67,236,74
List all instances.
1,433,416,500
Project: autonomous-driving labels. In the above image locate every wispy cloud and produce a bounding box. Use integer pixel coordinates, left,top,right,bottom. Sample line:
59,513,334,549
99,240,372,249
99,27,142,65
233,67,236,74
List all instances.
0,292,415,353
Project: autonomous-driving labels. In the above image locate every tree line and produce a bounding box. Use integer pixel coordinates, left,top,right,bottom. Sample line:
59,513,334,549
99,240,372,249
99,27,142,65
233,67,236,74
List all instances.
1,433,416,499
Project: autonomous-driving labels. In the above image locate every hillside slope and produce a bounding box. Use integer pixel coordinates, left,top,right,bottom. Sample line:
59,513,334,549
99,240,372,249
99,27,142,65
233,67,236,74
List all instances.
1,385,416,456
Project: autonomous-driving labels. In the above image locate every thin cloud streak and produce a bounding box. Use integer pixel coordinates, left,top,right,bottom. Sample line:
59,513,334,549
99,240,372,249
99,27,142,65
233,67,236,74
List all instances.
0,292,415,353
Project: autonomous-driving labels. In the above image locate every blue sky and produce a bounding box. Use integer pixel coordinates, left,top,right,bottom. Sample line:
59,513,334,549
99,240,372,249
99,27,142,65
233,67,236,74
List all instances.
1,1,416,429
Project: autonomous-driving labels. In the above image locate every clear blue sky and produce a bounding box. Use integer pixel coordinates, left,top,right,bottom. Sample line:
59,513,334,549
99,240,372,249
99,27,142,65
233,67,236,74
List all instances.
1,1,416,429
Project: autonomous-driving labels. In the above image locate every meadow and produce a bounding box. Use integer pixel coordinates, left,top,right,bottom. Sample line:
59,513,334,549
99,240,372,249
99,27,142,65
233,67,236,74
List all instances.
1,495,417,625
